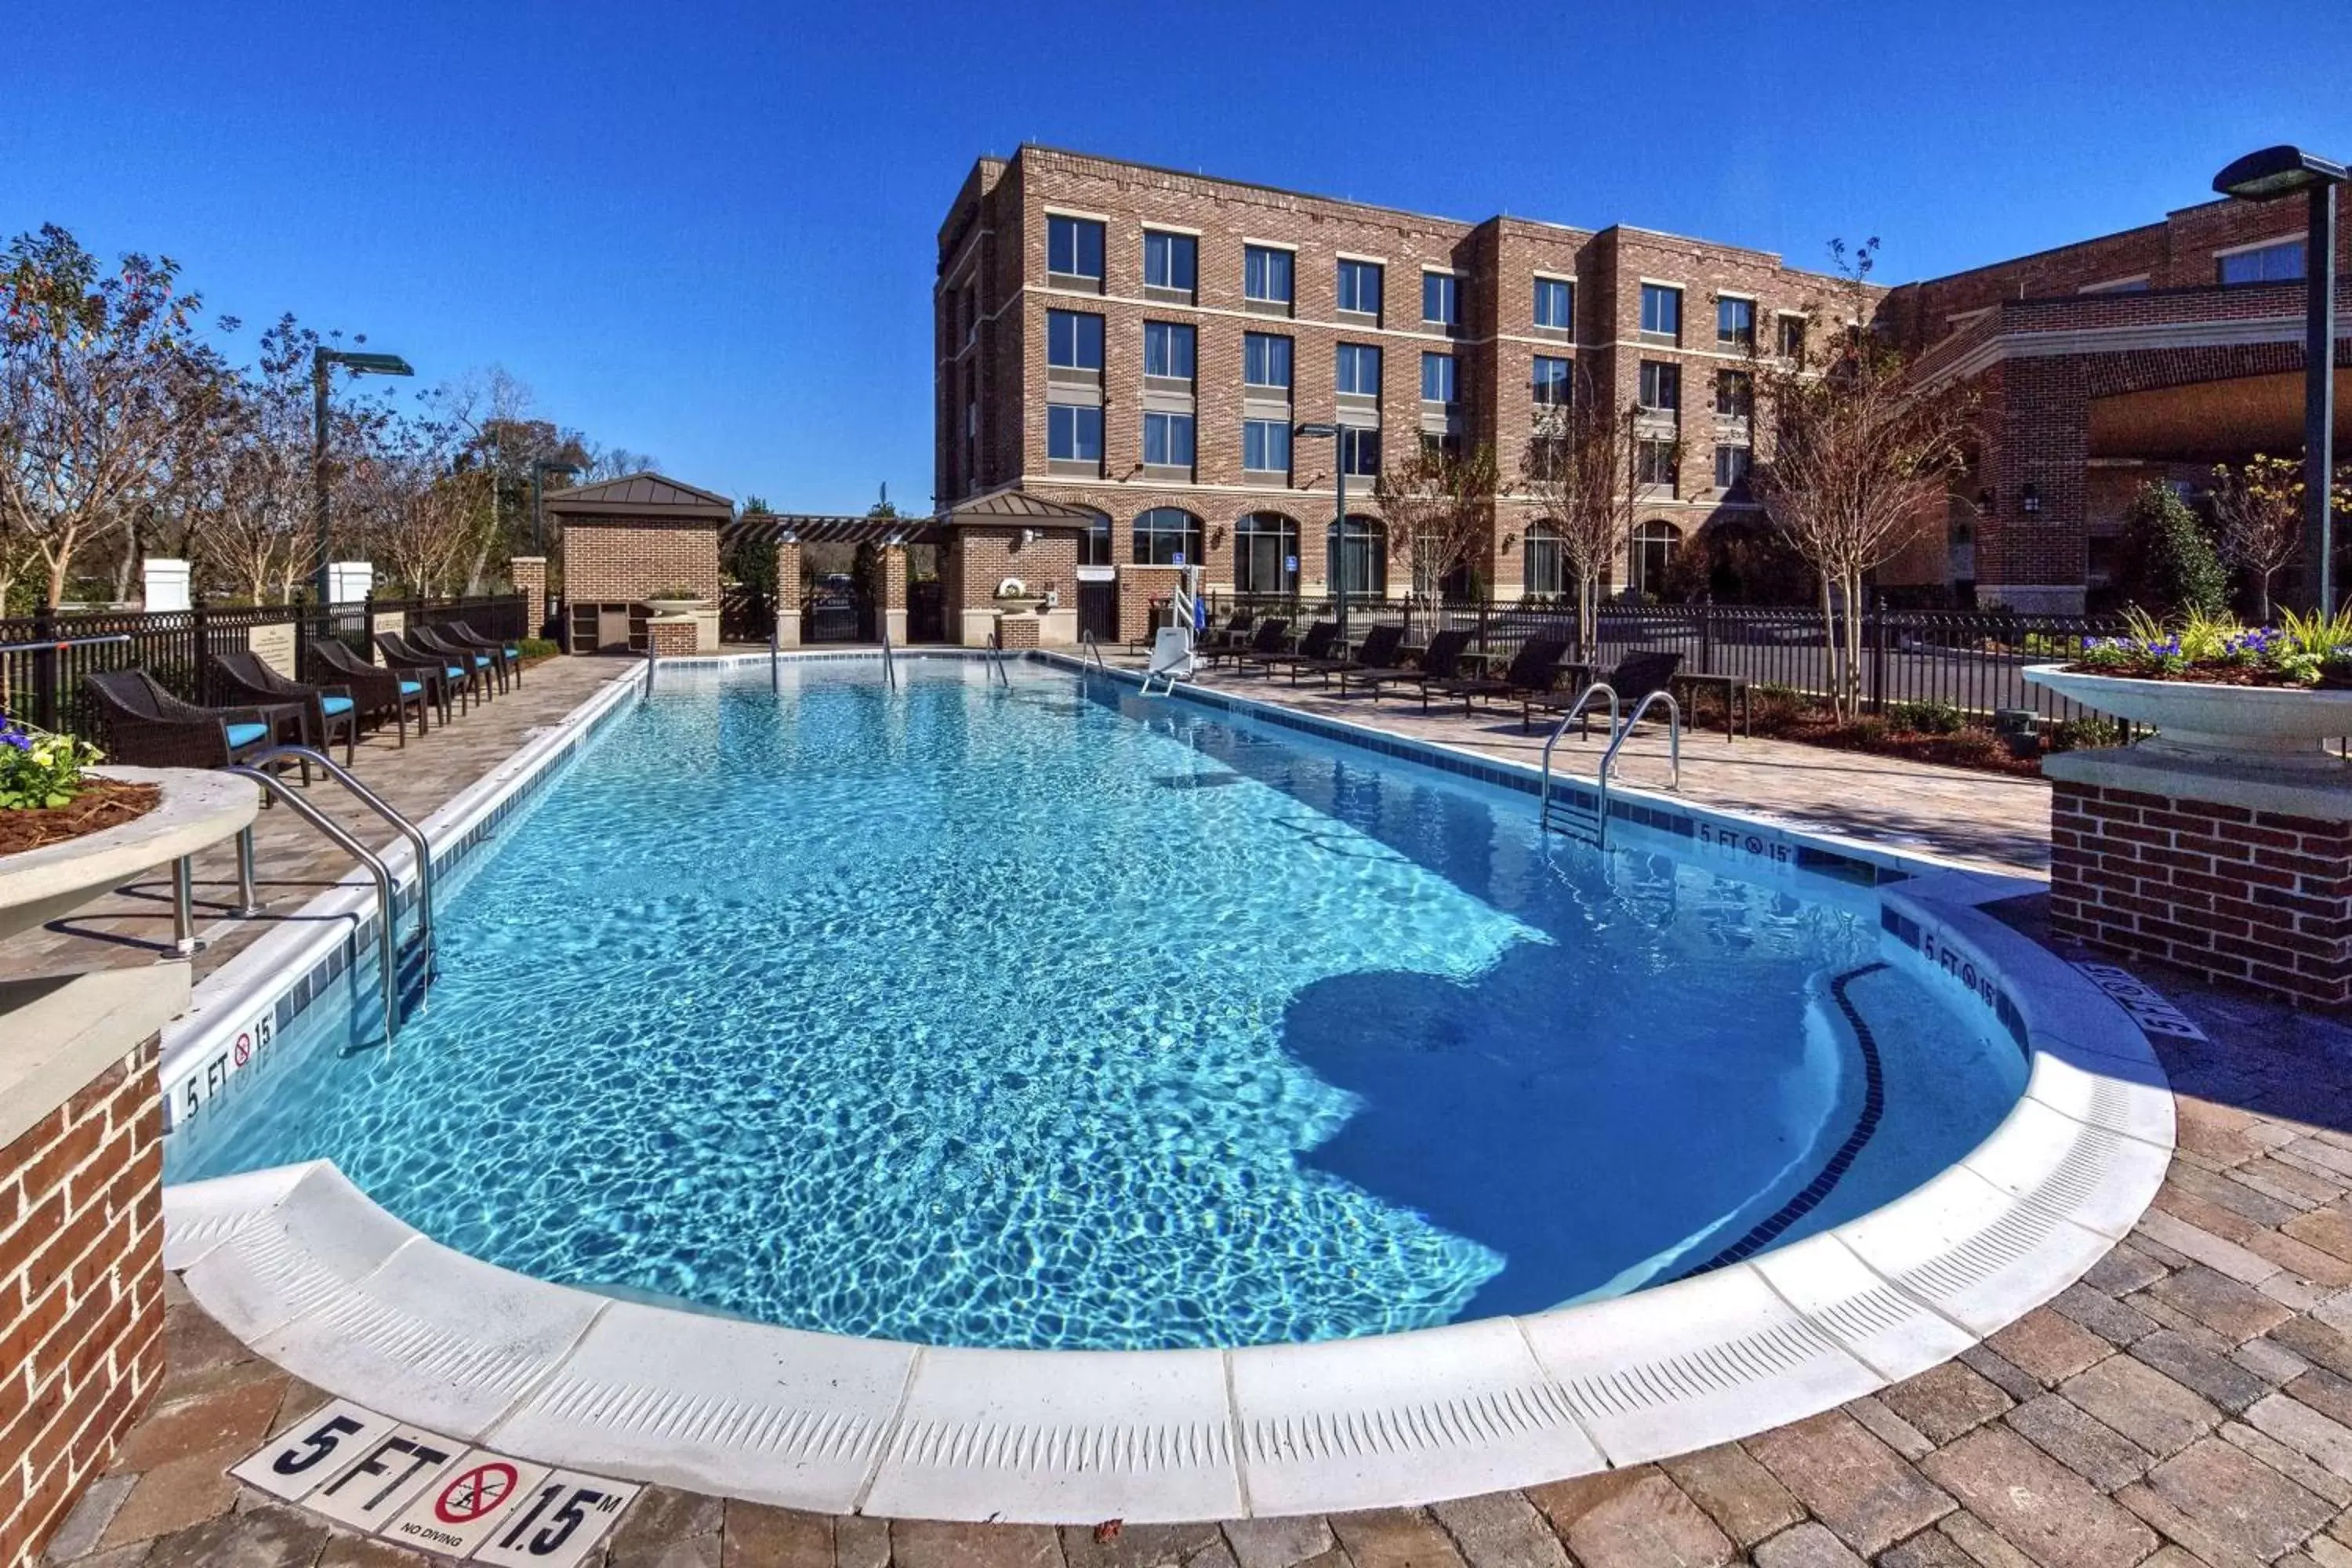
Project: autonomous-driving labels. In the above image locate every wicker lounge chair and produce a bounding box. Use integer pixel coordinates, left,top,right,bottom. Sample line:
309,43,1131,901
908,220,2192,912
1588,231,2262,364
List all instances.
1421,637,1570,717
1244,620,1339,679
1523,649,1683,734
311,640,432,743
82,670,289,771
1198,611,1254,655
1206,618,1290,670
1277,622,1404,687
209,652,358,765
1340,628,1470,698
410,626,497,705
445,620,523,689
376,632,469,720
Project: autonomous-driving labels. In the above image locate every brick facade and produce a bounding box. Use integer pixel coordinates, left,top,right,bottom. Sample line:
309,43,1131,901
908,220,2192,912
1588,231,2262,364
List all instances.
2050,779,2352,1007
561,521,722,606
510,555,549,640
772,541,802,646
936,146,1849,608
0,1037,165,1566
647,615,700,659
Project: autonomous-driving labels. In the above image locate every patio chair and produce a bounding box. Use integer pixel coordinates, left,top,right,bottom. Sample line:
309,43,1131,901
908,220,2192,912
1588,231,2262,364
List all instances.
1206,618,1290,670
412,626,499,702
1523,649,1684,735
209,652,358,766
1244,620,1338,679
311,639,432,744
1339,628,1470,699
82,670,285,771
1199,611,1254,654
376,632,472,720
1277,622,1405,687
1421,637,1570,717
445,620,524,689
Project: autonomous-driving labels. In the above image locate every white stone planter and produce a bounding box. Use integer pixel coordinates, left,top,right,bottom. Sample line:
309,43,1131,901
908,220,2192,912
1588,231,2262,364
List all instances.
2024,664,2352,772
641,597,706,616
0,767,260,946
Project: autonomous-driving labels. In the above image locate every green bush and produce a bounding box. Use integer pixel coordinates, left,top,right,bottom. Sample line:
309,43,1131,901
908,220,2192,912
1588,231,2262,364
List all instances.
1844,716,1892,747
515,636,559,659
1939,728,2000,764
2114,482,2228,619
1888,699,1965,735
0,719,101,810
2047,716,2124,751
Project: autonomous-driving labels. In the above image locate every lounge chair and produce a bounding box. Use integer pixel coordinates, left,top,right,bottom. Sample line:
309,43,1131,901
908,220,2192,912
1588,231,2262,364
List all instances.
82,669,288,771
209,652,358,766
411,626,498,704
1278,622,1405,687
445,620,523,689
1207,618,1290,670
1421,637,1570,717
1245,620,1338,679
373,633,464,723
1199,610,1255,655
311,640,432,743
1340,628,1470,698
1523,649,1684,734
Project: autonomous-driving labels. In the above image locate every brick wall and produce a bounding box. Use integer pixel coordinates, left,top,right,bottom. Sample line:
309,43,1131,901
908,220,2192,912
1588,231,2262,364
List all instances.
561,521,722,605
1120,564,1188,644
2050,779,2352,1007
953,528,1079,612
0,1036,165,1565
510,556,549,639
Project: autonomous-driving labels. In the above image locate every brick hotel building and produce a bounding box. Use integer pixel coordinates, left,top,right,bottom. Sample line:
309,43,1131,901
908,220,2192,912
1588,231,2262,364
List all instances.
934,146,1854,638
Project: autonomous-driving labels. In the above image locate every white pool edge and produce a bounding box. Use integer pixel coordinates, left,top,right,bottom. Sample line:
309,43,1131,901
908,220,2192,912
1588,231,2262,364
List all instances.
160,648,2174,1523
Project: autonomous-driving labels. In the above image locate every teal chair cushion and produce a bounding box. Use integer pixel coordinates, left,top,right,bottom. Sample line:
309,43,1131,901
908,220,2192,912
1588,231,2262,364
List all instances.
470,654,490,667
445,666,464,679
321,695,354,717
398,680,423,695
503,646,520,657
224,722,269,748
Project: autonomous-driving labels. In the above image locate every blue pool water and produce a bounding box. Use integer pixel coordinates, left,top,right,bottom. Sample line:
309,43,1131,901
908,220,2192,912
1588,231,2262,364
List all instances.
169,661,2026,1350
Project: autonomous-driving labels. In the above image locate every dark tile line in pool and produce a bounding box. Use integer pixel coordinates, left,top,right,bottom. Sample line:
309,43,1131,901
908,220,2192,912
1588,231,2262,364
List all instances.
1677,960,1893,1279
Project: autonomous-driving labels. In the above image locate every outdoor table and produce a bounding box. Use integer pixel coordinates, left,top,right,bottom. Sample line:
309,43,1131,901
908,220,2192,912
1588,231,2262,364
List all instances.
1669,670,1751,741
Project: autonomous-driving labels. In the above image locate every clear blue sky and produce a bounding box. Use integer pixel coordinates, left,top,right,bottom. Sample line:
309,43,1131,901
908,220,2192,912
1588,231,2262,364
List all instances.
5,0,2349,514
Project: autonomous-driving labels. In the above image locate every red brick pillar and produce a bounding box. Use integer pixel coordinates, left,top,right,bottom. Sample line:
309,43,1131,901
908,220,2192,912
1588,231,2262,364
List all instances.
510,555,549,639
772,540,801,648
878,544,908,644
648,616,699,659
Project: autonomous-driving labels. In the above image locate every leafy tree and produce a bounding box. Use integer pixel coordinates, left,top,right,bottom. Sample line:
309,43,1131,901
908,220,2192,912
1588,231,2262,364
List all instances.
1377,437,1499,602
1517,367,1645,659
2114,481,2228,619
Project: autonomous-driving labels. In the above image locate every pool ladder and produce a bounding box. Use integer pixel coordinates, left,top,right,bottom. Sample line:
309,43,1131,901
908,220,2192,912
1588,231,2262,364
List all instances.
222,746,437,1045
1538,684,1681,848
983,630,1012,687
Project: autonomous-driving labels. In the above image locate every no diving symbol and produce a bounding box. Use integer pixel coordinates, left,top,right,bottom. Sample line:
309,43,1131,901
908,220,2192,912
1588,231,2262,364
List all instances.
234,1033,252,1065
436,1461,519,1524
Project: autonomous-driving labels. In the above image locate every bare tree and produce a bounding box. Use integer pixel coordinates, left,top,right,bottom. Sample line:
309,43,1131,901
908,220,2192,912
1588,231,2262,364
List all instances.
586,443,661,482
1377,438,1499,600
2209,455,2304,622
1751,240,1977,720
346,414,487,597
1518,367,1646,660
0,225,212,607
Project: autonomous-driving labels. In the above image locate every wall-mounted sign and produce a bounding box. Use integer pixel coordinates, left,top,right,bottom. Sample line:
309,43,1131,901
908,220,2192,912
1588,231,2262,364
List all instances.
248,621,298,679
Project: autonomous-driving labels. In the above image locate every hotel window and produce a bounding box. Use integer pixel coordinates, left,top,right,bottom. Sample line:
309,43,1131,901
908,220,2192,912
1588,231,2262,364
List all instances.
1421,352,1457,405
1236,511,1299,593
1142,411,1196,470
1638,361,1681,412
1335,343,1383,397
1531,355,1572,408
1777,313,1808,358
1329,514,1387,597
1338,426,1381,478
1047,215,1104,289
1715,443,1752,492
1048,405,1103,465
1243,418,1292,475
1523,521,1566,597
1715,370,1752,418
1640,283,1682,343
1715,296,1755,352
1076,510,1112,566
1244,245,1294,310
1243,332,1293,390
2218,238,2304,285
1635,438,1678,492
1632,520,1682,593
1133,506,1203,566
1533,277,1573,333
1422,270,1460,328
1143,321,1196,381
1143,230,1197,299
1046,310,1104,371
1337,258,1384,318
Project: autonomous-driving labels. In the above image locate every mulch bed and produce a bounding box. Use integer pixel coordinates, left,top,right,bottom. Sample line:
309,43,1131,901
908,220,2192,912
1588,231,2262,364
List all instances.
0,780,162,855
1762,712,2045,777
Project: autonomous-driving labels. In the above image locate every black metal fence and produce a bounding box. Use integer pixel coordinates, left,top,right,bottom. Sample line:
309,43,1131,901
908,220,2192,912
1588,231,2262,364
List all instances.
1214,595,2131,727
0,594,528,738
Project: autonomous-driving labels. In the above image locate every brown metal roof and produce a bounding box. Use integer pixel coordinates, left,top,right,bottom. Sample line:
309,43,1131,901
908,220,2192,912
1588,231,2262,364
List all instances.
543,472,735,519
720,493,1105,550
939,492,1105,528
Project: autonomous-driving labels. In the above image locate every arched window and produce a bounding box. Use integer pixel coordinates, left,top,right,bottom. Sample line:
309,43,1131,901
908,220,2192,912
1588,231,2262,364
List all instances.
1133,507,1203,567
1632,520,1682,597
1075,508,1112,567
1235,512,1299,595
1523,521,1566,597
1328,514,1387,599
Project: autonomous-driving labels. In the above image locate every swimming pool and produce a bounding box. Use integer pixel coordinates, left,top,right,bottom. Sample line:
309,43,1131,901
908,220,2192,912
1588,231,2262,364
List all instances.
166,659,2028,1352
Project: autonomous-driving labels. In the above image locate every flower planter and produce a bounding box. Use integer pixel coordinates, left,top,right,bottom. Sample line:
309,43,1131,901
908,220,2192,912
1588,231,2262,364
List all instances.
2024,664,2352,773
0,767,260,946
641,597,706,616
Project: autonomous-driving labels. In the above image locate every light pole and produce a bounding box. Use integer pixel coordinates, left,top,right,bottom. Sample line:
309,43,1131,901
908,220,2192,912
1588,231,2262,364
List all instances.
311,348,415,604
2214,144,2347,612
1294,422,1349,648
531,460,580,556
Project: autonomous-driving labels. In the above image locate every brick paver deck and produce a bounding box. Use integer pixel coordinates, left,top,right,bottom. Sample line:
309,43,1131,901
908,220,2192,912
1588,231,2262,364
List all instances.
30,652,2349,1568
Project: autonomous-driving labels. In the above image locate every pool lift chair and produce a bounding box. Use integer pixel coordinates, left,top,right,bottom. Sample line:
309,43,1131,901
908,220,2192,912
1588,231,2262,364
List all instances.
1138,570,1203,697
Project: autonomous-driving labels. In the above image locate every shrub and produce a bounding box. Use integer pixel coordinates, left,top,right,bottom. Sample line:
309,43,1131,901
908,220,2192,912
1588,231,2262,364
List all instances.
1752,682,1806,729
1887,699,1965,735
1843,716,1892,747
515,636,559,659
0,718,102,811
2047,717,2123,751
1937,728,2000,765
2114,482,2229,619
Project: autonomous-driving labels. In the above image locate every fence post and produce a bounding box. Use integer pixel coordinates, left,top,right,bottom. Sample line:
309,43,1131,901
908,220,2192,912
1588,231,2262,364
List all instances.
1699,598,1715,674
1476,597,1490,656
30,601,56,732
191,596,210,705
1867,606,1887,716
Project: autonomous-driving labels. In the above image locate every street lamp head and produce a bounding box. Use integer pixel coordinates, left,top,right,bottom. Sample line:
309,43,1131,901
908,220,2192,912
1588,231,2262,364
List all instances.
318,349,416,378
1293,422,1340,439
534,459,581,477
2214,145,2350,201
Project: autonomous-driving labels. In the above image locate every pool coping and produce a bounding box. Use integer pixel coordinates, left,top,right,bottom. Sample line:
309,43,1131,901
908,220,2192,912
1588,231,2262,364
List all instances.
158,648,2176,1523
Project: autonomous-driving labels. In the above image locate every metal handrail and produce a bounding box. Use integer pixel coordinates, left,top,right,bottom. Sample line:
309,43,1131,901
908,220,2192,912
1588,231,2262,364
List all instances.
0,632,132,655
1538,681,1618,831
244,744,435,957
983,630,1011,688
768,615,780,693
223,765,405,1044
1601,690,1682,799
1078,631,1108,675
881,627,899,691
641,636,657,699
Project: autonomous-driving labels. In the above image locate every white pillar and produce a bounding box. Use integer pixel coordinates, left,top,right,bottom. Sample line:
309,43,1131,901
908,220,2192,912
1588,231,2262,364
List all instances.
141,558,191,613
